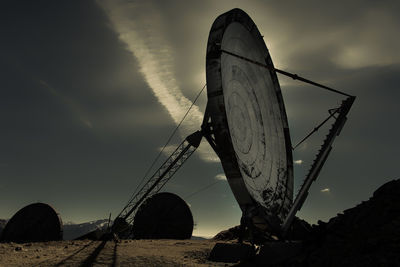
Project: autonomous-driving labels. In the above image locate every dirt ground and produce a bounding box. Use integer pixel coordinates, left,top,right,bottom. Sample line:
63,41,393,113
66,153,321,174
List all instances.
0,239,236,266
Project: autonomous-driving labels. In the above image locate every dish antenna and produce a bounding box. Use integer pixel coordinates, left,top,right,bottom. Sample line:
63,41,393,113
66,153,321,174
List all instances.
110,8,355,240
132,192,193,239
1,203,63,242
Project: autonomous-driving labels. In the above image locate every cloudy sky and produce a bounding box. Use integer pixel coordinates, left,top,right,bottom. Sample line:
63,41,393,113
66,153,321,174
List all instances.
1,0,399,237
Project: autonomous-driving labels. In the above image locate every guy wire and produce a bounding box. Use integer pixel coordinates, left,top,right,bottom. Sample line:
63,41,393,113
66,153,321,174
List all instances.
126,83,207,205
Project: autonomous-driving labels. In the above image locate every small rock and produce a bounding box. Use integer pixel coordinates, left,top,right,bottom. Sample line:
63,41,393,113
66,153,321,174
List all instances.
15,246,22,251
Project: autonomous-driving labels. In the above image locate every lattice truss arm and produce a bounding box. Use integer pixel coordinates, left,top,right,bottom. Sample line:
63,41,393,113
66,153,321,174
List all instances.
281,96,355,234
115,131,203,227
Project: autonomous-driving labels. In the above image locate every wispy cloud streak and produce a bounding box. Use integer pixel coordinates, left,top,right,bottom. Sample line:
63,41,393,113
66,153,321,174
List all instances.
98,0,218,162
215,173,227,181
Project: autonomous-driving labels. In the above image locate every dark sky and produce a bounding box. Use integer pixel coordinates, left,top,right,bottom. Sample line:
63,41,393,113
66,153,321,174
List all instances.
1,0,399,237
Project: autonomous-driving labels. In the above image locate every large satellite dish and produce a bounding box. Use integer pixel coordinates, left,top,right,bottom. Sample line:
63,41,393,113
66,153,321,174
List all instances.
110,8,354,241
205,8,293,229
1,203,63,242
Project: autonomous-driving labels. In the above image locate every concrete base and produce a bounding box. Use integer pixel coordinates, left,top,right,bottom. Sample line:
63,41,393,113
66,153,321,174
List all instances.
255,241,304,265
208,242,255,263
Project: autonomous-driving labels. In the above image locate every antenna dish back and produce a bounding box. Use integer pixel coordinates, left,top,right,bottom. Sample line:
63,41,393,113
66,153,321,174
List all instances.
132,192,193,239
1,203,63,242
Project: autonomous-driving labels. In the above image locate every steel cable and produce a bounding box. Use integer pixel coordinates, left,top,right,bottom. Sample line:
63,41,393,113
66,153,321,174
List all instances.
125,83,207,206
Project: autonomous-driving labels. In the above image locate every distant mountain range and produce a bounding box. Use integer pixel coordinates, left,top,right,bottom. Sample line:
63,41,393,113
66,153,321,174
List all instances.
63,219,111,240
0,218,207,240
0,218,112,240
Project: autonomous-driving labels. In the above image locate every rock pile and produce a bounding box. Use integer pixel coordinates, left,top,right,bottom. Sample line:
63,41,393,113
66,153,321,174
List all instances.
213,179,400,266
305,179,400,266
213,225,242,241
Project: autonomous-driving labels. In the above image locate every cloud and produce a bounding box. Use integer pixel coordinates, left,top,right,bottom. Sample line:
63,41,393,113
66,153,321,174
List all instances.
158,144,177,156
260,0,400,71
98,0,219,162
159,141,219,163
215,173,227,181
320,188,330,193
294,159,303,165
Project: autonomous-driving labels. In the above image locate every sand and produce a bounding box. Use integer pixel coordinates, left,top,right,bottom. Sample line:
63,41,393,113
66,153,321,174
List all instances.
0,239,236,266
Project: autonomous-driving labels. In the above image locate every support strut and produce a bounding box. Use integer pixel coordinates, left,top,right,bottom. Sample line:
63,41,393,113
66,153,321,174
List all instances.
220,49,353,97
112,131,203,236
281,96,355,235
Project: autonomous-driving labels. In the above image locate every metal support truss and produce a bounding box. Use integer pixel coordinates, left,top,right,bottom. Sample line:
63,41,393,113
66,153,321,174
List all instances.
201,105,220,157
112,130,203,234
281,96,355,235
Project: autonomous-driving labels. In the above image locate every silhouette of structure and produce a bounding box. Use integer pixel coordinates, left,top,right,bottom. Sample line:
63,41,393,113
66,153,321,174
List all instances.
1,203,62,242
132,192,193,239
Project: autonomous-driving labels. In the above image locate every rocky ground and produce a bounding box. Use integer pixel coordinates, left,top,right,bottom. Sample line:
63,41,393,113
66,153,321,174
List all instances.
1,179,399,266
0,239,235,266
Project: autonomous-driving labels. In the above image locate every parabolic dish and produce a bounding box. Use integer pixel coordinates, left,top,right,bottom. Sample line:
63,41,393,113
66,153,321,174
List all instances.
1,203,63,242
206,8,293,227
132,192,193,239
